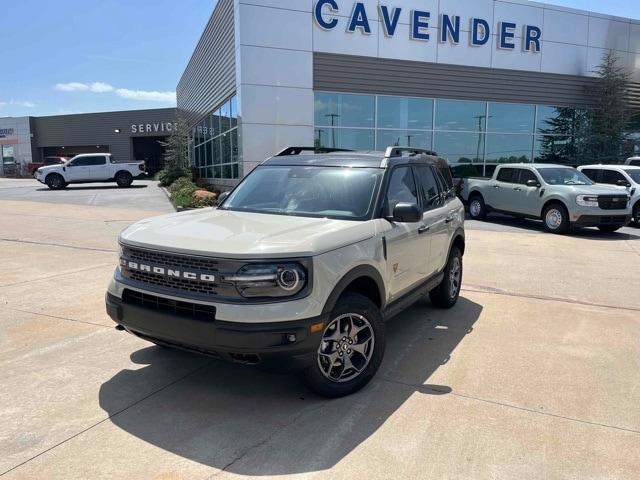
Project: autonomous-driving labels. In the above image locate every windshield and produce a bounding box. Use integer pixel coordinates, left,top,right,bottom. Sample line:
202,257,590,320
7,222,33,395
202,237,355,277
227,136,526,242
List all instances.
623,169,640,184
537,167,593,186
222,166,384,220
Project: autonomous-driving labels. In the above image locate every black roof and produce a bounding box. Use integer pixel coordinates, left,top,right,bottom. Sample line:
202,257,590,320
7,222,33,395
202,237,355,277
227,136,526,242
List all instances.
263,150,444,169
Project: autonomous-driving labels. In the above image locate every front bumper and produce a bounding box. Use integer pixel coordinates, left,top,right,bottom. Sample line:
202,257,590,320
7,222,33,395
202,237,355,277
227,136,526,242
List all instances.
106,292,325,372
572,214,631,228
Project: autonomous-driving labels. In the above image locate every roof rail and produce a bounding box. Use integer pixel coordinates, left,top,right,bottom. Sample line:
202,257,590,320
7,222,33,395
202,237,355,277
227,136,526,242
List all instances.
384,146,438,158
275,147,354,157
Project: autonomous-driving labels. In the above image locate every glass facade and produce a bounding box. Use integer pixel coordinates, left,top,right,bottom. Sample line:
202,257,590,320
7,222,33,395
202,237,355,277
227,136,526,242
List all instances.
189,95,239,180
314,92,596,177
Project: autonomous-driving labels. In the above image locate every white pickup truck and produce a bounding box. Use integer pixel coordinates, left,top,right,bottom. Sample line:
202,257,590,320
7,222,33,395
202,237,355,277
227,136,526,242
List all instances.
35,153,145,190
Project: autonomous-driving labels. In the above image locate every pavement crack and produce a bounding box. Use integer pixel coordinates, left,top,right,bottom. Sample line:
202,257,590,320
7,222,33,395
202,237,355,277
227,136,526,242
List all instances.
4,306,111,329
0,361,214,477
461,284,640,313
0,238,117,254
378,377,640,435
0,263,114,288
206,401,329,479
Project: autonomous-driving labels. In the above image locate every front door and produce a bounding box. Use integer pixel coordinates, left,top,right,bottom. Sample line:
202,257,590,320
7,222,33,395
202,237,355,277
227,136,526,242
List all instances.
492,167,521,212
415,165,450,275
65,157,92,181
513,168,543,216
383,166,430,301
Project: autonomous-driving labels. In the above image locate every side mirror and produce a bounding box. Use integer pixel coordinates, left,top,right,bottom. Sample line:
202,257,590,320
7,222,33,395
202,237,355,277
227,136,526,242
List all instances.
390,202,421,223
616,179,631,187
526,179,540,188
217,191,230,204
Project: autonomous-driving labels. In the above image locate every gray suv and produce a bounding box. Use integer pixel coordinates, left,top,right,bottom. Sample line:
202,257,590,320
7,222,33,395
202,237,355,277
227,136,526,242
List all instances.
106,147,465,397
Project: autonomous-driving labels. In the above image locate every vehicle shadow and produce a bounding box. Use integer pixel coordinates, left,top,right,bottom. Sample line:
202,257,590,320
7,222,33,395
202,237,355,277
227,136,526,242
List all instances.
35,185,148,192
99,296,482,475
468,213,639,240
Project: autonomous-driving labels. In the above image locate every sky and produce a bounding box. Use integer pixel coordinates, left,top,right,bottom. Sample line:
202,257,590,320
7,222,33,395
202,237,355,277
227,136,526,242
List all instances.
1,0,215,117
1,0,638,118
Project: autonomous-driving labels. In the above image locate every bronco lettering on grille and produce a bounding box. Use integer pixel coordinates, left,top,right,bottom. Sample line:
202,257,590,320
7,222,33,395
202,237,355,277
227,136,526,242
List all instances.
120,258,216,283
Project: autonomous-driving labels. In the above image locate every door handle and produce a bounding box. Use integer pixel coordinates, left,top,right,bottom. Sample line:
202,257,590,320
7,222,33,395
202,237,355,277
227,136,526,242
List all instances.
513,187,522,191
418,225,430,234
445,216,455,224
492,185,500,189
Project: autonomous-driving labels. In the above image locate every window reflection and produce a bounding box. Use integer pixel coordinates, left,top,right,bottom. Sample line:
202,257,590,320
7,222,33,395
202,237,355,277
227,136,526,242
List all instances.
376,130,432,150
188,94,239,179
435,99,487,131
314,92,375,128
488,103,535,133
315,128,375,150
434,132,485,165
377,96,433,130
485,134,533,163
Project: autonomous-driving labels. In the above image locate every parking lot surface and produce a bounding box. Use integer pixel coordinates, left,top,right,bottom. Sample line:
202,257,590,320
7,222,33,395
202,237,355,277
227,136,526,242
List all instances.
0,179,639,479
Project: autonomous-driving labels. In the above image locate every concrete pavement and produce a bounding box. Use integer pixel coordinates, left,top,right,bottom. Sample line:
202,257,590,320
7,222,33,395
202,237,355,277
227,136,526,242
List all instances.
0,185,639,479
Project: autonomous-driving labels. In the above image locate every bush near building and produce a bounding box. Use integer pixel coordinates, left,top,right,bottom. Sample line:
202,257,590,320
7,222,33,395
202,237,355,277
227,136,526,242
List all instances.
168,175,218,209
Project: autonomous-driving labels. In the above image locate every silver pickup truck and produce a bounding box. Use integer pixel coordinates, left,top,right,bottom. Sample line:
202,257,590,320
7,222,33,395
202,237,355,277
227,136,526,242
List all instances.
461,163,631,233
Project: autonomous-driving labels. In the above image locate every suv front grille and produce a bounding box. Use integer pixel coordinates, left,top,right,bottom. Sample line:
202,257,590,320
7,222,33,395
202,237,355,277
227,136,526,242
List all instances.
120,245,239,298
122,289,216,321
598,195,628,210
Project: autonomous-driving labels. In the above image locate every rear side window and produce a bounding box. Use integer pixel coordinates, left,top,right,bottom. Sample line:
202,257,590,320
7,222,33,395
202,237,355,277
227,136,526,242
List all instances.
496,168,516,183
580,169,600,182
630,159,640,166
601,169,626,185
518,169,538,185
415,166,442,212
385,166,418,216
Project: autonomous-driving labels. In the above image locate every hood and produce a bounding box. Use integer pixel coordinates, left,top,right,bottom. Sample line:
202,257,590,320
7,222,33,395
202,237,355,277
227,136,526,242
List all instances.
563,184,628,196
37,164,63,172
119,208,377,258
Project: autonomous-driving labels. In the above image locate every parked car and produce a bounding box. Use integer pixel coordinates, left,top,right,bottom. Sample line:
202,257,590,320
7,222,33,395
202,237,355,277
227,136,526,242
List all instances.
578,165,640,225
27,156,67,176
461,163,631,233
106,146,466,397
625,156,640,167
35,153,145,189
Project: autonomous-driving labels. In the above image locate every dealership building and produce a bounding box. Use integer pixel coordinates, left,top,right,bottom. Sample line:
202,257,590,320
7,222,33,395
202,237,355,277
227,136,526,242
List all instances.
0,108,176,176
177,0,640,186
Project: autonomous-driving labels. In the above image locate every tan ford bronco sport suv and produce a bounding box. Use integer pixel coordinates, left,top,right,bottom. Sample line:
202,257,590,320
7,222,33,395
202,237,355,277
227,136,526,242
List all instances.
106,147,465,397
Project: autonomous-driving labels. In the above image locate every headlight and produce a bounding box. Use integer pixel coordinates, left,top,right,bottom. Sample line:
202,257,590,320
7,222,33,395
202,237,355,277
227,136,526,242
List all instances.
225,263,307,298
576,195,599,207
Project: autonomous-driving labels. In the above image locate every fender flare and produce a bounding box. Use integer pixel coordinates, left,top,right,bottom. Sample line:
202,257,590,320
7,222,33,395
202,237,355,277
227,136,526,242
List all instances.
447,227,466,259
321,264,386,315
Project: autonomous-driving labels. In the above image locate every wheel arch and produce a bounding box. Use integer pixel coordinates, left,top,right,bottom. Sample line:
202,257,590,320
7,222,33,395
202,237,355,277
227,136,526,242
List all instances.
115,169,133,178
541,198,569,218
45,171,65,183
448,228,466,258
321,265,386,316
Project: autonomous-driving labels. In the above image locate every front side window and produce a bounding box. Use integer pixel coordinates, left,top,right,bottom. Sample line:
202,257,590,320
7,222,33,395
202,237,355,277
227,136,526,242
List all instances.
70,157,92,166
415,166,441,211
223,166,383,221
622,169,640,184
385,166,418,217
537,167,593,185
580,169,600,182
518,169,539,185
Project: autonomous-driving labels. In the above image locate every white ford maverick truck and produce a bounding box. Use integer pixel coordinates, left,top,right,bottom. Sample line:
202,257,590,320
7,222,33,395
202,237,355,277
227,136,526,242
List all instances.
106,147,465,397
35,153,145,189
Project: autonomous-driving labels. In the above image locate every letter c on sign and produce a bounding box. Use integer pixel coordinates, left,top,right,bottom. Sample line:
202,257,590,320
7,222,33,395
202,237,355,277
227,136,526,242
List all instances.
314,0,339,30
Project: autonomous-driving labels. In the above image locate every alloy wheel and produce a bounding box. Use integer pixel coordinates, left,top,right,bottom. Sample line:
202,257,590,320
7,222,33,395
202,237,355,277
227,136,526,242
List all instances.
469,200,481,217
317,313,374,383
449,256,461,298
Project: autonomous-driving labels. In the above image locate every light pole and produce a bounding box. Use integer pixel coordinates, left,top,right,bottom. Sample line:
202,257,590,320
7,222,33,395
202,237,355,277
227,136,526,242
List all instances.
474,114,492,176
325,113,340,148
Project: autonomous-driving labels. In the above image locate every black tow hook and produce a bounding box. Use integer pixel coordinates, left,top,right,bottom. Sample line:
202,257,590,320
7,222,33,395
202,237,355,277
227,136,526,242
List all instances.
115,324,125,331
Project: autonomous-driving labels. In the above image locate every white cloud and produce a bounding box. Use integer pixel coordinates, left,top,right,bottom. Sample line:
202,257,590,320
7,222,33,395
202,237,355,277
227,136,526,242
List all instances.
54,81,175,104
55,81,114,93
115,88,176,103
55,82,90,92
0,99,35,108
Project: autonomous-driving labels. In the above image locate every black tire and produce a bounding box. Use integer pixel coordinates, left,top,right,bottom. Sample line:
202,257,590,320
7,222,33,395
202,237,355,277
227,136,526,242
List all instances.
468,194,486,220
115,171,133,188
542,203,570,234
633,203,640,227
598,225,621,233
45,173,65,190
429,247,463,308
302,293,385,398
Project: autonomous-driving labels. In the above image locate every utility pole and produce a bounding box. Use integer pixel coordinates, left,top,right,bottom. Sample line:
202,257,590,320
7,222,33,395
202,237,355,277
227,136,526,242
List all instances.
325,113,340,148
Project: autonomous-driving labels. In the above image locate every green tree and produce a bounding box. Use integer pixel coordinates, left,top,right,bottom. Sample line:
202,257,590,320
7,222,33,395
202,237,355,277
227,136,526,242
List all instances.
157,117,191,186
585,50,631,163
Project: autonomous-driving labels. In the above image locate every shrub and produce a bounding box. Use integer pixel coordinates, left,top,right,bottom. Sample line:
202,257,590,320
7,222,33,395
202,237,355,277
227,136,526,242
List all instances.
156,166,191,187
169,176,196,194
169,178,218,208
